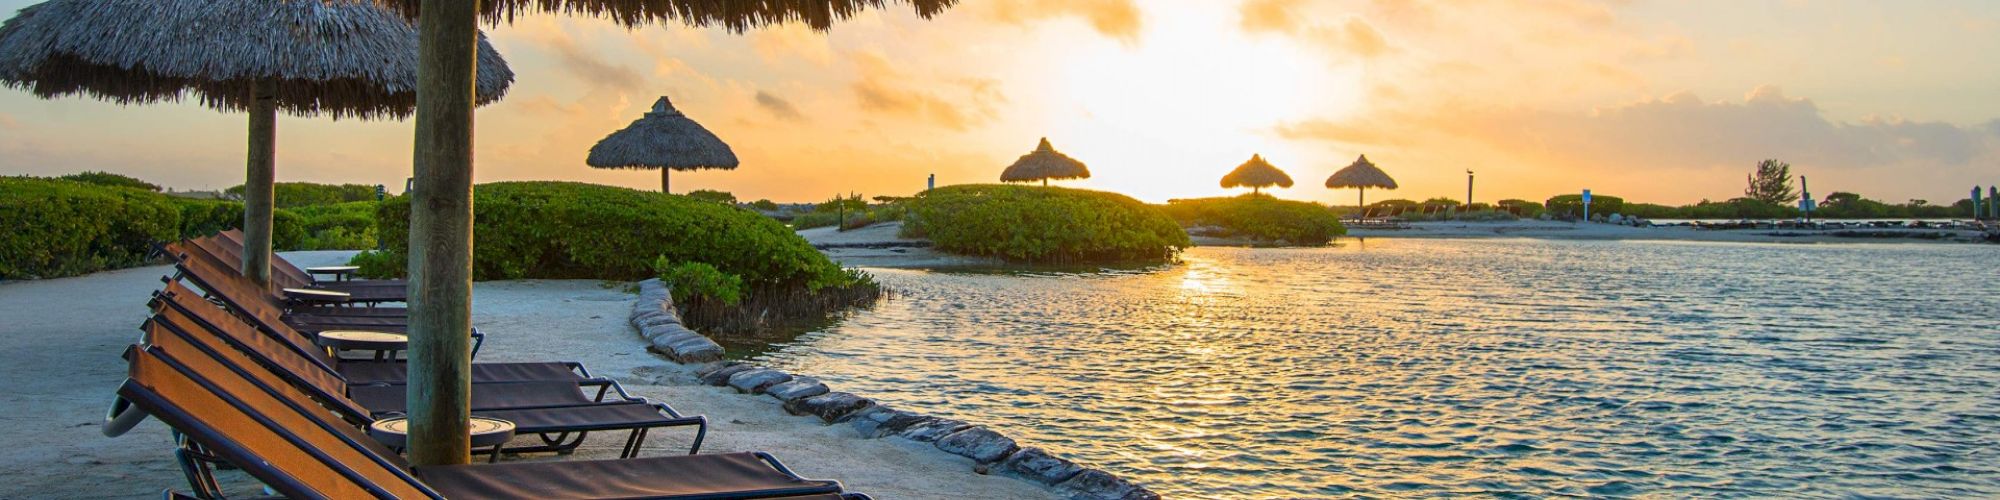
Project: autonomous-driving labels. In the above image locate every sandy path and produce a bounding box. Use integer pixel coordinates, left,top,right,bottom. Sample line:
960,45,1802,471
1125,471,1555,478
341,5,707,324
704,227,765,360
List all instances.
0,251,1053,499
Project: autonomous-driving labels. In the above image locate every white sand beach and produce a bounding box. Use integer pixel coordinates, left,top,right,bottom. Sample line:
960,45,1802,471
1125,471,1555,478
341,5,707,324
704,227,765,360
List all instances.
0,251,1054,499
798,222,1004,269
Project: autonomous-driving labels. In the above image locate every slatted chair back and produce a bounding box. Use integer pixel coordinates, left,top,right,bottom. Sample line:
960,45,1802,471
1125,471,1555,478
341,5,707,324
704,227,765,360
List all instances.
150,288,371,423
121,342,437,499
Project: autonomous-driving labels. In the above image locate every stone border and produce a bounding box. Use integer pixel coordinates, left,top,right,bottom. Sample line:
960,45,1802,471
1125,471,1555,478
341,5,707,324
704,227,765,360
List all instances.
629,280,1159,500
630,279,725,363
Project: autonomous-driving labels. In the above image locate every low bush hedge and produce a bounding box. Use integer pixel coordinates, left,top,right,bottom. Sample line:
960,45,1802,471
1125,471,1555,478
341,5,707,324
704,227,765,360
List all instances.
1160,195,1345,246
1545,194,1624,218
290,201,377,250
225,182,379,208
902,184,1188,263
364,181,875,333
370,181,854,287
59,171,160,191
0,177,304,278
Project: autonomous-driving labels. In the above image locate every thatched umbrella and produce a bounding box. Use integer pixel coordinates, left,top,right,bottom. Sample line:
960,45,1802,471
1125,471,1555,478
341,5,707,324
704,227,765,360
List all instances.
587,96,737,193
1221,153,1293,195
1325,154,1398,215
0,0,513,287
1000,137,1089,186
369,0,959,466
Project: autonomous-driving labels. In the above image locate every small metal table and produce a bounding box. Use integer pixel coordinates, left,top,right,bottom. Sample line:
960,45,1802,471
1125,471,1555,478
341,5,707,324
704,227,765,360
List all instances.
282,287,350,304
368,417,517,462
315,330,407,360
305,265,360,282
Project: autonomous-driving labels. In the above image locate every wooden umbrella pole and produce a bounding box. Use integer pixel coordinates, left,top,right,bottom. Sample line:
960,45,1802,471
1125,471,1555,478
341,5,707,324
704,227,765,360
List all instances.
406,0,478,467
241,79,277,287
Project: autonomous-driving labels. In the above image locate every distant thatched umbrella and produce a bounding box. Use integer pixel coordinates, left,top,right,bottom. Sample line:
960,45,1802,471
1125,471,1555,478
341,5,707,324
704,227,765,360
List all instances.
0,0,513,286
1221,154,1293,195
368,0,960,467
1325,154,1398,214
1000,137,1089,186
587,96,738,193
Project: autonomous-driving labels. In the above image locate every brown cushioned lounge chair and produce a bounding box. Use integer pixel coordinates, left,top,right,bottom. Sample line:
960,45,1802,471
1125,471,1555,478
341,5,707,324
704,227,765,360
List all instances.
138,300,708,459
117,339,855,499
210,229,409,303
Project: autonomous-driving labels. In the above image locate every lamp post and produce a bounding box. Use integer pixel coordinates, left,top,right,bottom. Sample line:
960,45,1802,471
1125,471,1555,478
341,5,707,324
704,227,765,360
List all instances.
1466,169,1475,208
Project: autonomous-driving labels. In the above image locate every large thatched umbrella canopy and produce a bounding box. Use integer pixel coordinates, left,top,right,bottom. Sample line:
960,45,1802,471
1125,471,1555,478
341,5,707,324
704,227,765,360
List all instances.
1221,153,1293,195
587,96,737,193
1325,154,1397,214
0,0,514,286
367,0,960,466
1000,137,1089,186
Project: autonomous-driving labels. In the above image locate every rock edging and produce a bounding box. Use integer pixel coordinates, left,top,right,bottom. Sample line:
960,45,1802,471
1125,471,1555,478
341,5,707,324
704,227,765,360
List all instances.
629,279,725,363
629,282,1158,500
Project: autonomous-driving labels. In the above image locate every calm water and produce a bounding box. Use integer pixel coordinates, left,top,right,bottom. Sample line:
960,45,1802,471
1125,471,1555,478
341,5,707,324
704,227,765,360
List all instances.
750,239,2000,498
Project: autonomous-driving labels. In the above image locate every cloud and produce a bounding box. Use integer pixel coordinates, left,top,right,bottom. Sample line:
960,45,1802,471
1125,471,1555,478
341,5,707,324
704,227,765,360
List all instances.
1239,1,1391,60
983,0,1142,42
846,52,1004,131
750,24,836,66
543,34,645,94
754,91,804,121
1239,0,1300,33
1281,86,2000,174
0,112,17,130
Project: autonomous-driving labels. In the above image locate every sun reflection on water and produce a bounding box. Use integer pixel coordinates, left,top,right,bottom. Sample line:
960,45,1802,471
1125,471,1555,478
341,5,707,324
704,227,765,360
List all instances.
752,239,2000,498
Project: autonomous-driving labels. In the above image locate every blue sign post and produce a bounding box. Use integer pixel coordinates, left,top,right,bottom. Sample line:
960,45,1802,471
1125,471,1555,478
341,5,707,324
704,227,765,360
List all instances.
1581,189,1593,222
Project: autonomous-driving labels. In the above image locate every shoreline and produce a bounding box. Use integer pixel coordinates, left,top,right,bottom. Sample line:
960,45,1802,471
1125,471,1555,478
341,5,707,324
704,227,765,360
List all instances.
802,220,1993,270
0,251,1054,499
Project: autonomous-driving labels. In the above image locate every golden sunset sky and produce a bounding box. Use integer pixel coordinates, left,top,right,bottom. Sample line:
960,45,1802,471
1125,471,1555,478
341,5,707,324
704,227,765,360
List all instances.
3,0,1997,205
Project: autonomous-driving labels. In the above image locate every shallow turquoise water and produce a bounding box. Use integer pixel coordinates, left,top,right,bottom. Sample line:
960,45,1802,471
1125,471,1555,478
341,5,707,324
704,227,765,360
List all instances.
751,239,2000,498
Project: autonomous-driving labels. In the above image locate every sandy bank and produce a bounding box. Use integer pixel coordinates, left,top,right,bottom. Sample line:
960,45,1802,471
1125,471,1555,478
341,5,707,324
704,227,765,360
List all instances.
798,222,1004,269
0,251,1053,499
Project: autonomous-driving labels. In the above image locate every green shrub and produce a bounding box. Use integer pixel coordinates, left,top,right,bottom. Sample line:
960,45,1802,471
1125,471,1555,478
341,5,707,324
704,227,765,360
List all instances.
750,199,779,211
1160,195,1345,246
59,171,159,191
226,182,379,208
1495,199,1543,217
902,184,1188,263
290,201,377,250
789,211,840,230
368,181,857,289
1545,194,1625,218
347,249,404,278
0,177,315,278
1,177,179,278
654,257,742,306
686,189,737,204
1450,210,1518,222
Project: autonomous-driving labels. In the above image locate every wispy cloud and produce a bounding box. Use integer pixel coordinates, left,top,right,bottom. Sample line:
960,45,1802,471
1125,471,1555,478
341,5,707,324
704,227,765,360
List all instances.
982,0,1142,43
847,52,1004,131
754,91,804,122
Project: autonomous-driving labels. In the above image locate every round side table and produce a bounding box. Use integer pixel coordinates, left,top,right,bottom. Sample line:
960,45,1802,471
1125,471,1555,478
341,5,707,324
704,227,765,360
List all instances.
369,417,517,463
315,330,408,361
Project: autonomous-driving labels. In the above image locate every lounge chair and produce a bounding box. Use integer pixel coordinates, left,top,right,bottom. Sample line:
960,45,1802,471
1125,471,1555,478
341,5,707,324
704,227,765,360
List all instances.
140,300,708,458
209,229,408,303
156,281,579,386
162,241,465,352
118,339,854,499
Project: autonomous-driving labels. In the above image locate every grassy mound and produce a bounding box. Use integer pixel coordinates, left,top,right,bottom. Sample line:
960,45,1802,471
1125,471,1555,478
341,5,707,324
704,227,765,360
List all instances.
364,181,877,333
901,184,1188,264
1160,195,1345,246
0,176,305,278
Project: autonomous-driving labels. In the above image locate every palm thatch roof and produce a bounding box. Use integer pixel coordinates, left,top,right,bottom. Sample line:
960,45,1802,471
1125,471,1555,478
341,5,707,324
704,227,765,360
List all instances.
587,96,738,171
1000,137,1089,183
372,0,960,31
0,0,514,120
1221,154,1293,189
1325,154,1397,189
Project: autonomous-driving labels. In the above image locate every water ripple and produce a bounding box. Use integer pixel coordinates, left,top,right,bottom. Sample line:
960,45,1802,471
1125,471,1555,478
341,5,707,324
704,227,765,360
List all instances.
750,239,2000,499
